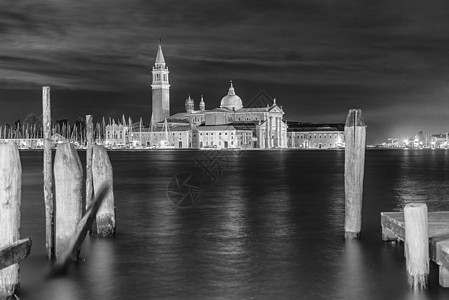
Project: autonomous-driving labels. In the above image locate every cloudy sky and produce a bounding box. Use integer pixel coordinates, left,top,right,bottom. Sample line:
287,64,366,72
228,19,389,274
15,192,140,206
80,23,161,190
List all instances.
1,0,449,143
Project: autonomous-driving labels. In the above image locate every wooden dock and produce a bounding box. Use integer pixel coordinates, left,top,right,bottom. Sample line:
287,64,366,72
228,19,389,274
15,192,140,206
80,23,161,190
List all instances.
381,211,449,287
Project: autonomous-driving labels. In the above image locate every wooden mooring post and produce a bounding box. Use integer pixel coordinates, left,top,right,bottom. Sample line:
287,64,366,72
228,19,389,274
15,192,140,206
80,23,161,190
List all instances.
404,203,429,290
92,145,116,236
53,184,108,274
42,86,55,258
0,142,22,297
54,143,83,259
86,115,94,231
344,109,366,239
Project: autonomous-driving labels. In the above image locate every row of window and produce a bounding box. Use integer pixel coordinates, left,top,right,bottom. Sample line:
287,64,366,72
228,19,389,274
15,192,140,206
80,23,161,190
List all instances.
203,141,234,146
154,74,168,82
201,132,233,136
107,133,123,139
228,116,260,122
294,133,341,139
298,143,337,148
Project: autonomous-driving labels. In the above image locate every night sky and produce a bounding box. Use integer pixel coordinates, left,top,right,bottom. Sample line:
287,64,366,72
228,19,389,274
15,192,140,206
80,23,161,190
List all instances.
1,1,449,144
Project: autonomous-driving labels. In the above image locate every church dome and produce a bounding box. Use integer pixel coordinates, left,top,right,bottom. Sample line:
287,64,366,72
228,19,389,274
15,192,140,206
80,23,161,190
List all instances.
220,81,243,111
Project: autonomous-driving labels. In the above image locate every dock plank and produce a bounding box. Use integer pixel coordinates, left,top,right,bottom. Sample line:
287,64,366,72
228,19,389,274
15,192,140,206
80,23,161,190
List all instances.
0,238,32,270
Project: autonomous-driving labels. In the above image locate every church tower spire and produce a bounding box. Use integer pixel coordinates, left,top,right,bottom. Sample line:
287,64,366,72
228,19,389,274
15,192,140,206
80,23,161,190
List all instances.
151,40,170,123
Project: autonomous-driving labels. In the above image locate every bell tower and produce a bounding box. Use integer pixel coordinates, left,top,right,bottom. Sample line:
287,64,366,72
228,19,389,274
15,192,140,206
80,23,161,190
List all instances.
151,41,170,123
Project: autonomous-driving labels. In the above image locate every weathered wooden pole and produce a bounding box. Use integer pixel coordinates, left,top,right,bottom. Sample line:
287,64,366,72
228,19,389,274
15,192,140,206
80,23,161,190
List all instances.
86,115,94,212
0,142,21,297
42,86,55,258
52,184,108,275
344,109,366,239
92,145,116,236
404,203,429,290
54,143,83,259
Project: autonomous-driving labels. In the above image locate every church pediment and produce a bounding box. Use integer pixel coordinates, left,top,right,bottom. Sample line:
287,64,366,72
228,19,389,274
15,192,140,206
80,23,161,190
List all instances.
269,105,283,113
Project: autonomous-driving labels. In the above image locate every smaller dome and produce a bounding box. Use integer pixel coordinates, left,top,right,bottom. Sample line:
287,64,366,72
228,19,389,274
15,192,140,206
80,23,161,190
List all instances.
220,81,243,111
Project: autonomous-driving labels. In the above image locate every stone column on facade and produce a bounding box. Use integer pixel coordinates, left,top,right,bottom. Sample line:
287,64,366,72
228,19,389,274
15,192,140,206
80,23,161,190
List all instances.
278,117,281,148
274,117,279,148
279,117,286,147
265,118,269,148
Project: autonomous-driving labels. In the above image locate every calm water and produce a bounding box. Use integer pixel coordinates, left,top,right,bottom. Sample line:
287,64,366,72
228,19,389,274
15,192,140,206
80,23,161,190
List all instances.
14,149,449,299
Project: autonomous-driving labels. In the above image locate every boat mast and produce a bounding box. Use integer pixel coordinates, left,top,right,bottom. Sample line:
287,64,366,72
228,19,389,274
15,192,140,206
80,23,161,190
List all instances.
164,119,168,142
139,117,142,146
150,112,155,146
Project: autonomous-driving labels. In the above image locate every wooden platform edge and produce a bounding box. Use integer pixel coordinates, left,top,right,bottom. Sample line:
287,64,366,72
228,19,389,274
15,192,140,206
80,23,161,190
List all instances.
381,212,405,242
381,211,449,287
0,237,32,270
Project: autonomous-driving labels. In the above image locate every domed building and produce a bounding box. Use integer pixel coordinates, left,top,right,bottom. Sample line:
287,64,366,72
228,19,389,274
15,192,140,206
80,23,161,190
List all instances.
131,42,288,149
168,79,287,149
220,82,242,111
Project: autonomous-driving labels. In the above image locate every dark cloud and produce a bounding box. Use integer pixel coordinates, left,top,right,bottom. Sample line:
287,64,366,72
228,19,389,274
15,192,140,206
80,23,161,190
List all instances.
1,0,449,143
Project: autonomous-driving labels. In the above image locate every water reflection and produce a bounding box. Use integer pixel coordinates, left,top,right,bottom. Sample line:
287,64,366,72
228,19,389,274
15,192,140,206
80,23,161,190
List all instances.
83,237,116,300
13,150,449,299
395,150,449,211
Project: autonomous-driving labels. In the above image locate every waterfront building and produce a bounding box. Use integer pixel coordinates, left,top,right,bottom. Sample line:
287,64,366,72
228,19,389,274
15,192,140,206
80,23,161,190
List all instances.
191,125,254,149
129,125,192,148
287,122,345,149
431,133,448,149
105,42,342,149
105,121,128,147
414,130,432,148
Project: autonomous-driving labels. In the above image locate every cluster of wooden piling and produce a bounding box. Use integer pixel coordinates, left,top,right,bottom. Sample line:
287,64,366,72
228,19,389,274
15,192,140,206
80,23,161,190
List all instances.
43,87,117,261
0,86,117,298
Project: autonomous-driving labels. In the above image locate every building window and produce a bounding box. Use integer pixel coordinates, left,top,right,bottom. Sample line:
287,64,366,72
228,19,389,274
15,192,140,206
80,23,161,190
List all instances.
319,134,322,139
314,134,317,138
